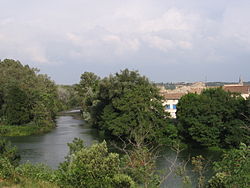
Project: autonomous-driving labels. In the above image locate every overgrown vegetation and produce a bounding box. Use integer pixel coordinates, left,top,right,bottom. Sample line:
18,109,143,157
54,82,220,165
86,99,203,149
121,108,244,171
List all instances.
1,138,249,188
0,138,151,187
75,69,177,145
208,143,250,188
57,84,81,111
1,60,249,187
0,59,61,136
177,88,250,148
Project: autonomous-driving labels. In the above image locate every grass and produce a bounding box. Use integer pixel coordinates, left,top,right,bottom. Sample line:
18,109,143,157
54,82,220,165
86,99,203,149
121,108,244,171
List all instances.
0,178,59,188
0,122,55,137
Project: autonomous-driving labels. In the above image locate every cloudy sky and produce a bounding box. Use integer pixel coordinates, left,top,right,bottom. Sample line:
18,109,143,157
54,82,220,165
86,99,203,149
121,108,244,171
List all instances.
1,0,250,84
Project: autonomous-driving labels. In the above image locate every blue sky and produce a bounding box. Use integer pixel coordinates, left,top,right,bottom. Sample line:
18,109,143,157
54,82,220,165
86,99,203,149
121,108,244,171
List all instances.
0,0,250,84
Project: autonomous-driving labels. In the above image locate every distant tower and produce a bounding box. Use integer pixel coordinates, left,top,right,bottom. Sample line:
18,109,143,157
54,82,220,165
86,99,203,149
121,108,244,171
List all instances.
239,76,243,86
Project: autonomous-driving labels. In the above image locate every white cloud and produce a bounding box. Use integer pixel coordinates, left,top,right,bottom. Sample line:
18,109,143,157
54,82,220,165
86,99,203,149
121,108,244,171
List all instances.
0,33,5,41
67,33,81,44
220,1,250,46
0,0,250,83
143,35,174,51
23,47,49,64
0,18,14,25
102,35,140,54
178,41,192,49
139,8,197,33
0,22,54,65
66,31,140,58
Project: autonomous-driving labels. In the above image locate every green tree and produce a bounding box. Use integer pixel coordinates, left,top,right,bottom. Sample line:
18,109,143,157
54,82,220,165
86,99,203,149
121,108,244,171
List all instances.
177,88,249,148
4,85,31,125
0,139,20,167
121,143,161,187
86,69,176,144
57,138,135,188
242,97,250,124
57,84,81,110
0,89,4,118
0,59,60,128
76,72,100,120
177,93,221,146
208,143,250,188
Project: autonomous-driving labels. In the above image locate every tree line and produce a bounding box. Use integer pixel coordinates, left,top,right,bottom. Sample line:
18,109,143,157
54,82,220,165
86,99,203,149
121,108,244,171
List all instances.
177,88,250,148
0,59,60,131
75,70,177,145
0,59,249,187
76,70,249,149
1,59,248,149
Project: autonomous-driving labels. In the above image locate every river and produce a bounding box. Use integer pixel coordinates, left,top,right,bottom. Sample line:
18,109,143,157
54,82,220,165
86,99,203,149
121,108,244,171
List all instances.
5,113,221,187
6,114,101,167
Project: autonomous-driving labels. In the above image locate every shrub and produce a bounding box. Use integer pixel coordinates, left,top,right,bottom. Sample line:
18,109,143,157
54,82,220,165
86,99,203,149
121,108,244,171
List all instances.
16,163,56,183
57,139,135,188
0,157,15,180
208,143,250,188
0,139,20,167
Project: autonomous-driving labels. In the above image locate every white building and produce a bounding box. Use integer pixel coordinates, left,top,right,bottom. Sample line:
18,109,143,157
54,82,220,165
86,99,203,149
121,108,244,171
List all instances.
162,93,185,118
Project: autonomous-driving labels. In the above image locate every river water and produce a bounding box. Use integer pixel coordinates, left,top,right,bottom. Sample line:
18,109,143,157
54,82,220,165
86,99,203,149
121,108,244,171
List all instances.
5,113,221,187
6,114,101,167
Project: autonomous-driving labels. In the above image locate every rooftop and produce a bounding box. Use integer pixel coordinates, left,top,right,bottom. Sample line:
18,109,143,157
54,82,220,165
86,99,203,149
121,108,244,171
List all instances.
163,93,186,100
223,85,250,94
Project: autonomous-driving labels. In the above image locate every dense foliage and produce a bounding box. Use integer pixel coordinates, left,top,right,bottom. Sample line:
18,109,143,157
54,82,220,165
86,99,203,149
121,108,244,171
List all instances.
0,139,19,180
1,61,249,187
177,88,250,148
57,85,81,110
0,139,20,167
208,143,250,188
76,72,100,120
0,59,60,131
1,137,249,188
76,69,177,144
0,138,138,187
57,138,135,187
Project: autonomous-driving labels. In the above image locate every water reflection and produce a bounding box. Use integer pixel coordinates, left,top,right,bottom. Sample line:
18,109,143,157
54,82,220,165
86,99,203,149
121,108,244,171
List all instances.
6,115,100,168
157,146,221,187
5,114,221,187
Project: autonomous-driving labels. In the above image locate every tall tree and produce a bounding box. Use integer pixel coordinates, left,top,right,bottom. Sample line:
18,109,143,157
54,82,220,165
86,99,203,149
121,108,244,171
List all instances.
177,88,249,148
83,69,177,144
4,85,30,125
0,59,59,127
76,72,100,120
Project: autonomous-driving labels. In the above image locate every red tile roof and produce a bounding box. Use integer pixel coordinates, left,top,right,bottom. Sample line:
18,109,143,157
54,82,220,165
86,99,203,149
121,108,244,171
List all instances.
163,93,186,100
223,85,250,94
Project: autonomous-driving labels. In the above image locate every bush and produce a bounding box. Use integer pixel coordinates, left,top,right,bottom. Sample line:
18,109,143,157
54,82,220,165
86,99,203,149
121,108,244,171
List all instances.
16,163,56,183
112,174,136,188
0,157,15,180
121,146,160,187
56,139,135,188
0,127,9,134
0,139,20,167
208,143,250,188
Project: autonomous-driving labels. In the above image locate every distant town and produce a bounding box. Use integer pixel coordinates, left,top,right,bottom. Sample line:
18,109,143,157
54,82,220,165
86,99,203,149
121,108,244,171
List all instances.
158,78,250,118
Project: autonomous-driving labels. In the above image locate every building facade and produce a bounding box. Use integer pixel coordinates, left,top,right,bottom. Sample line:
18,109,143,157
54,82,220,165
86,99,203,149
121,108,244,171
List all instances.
162,93,185,118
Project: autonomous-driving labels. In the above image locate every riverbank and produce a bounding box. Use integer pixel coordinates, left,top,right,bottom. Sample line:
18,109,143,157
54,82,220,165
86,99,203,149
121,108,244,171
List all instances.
0,122,55,137
0,177,59,188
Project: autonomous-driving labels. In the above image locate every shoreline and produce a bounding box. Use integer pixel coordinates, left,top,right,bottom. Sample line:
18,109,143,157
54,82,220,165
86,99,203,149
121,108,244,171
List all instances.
0,122,55,137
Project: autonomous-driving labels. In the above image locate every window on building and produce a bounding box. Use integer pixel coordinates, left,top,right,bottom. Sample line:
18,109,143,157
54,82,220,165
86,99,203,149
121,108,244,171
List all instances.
173,104,177,109
166,105,171,110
